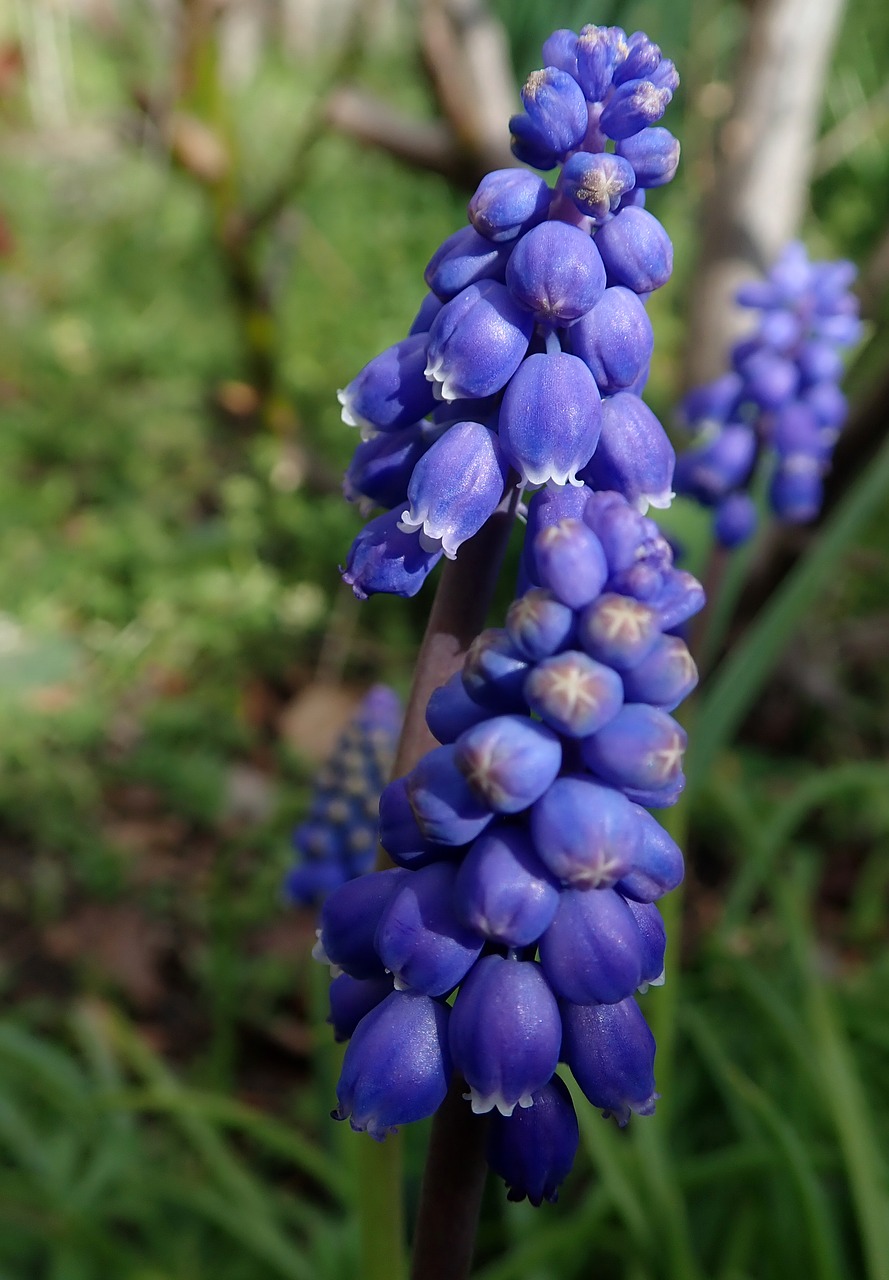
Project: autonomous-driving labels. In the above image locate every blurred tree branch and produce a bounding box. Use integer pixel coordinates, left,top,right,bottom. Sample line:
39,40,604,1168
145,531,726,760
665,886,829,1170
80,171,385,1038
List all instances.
684,0,846,388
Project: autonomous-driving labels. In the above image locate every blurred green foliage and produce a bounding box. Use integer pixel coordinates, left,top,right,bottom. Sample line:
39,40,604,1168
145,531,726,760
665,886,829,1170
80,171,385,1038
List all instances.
1,0,889,1277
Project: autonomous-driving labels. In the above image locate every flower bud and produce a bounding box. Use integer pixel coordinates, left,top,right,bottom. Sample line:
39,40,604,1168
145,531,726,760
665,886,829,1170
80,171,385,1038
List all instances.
734,348,798,410
542,29,579,76
454,715,562,813
531,775,641,886
375,862,483,996
539,886,644,1003
426,671,491,743
407,744,494,846
599,78,672,140
450,956,562,1115
506,221,606,325
425,281,533,402
525,649,624,738
581,704,686,806
399,421,507,558
648,569,706,630
462,629,530,712
506,588,576,661
620,634,698,710
316,869,408,978
499,352,603,488
561,996,657,1125
625,899,666,990
559,152,636,224
593,208,673,293
424,225,510,301
454,824,560,946
615,805,684,902
338,334,437,433
509,68,588,168
468,169,552,243
673,423,756,503
342,508,442,600
328,973,394,1042
615,32,662,85
486,1075,579,1205
334,991,452,1138
578,592,660,670
408,291,444,336
379,776,458,870
616,127,680,187
797,341,843,385
533,518,608,608
575,24,628,102
581,392,675,511
770,457,823,523
569,286,653,395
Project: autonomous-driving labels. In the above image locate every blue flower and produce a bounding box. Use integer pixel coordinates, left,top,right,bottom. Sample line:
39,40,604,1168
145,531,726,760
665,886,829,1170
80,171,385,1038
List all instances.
486,1075,579,1205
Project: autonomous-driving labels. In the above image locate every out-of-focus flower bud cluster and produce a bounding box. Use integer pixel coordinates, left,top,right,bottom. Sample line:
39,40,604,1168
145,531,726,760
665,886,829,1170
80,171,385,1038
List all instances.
675,242,861,546
284,686,402,905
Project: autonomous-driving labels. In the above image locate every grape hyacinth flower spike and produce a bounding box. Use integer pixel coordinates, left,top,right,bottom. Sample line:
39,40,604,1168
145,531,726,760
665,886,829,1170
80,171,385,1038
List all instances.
336,20,682,598
675,241,860,546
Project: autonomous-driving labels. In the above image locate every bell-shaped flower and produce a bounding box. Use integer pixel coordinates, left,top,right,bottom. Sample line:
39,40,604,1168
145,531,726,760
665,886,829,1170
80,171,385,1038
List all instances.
559,152,636,224
328,973,395,1042
804,381,847,428
525,650,624,738
499,352,603,487
616,127,680,187
539,886,644,1004
770,456,823,523
338,334,438,433
569,286,653,395
486,1075,579,1205
509,68,588,169
599,78,673,139
575,24,628,102
425,280,534,402
578,591,661,670
506,221,606,325
468,169,552,243
681,372,743,430
408,291,444,336
560,996,658,1125
342,507,442,600
506,588,576,661
533,518,608,608
625,899,667,990
581,392,675,511
425,671,491,744
398,421,507,559
615,805,684,902
673,423,756,504
315,868,408,978
406,744,494,847
734,348,798,410
771,403,830,461
581,704,687,805
454,824,560,947
343,420,441,511
714,492,758,548
454,715,562,813
621,634,698,710
424,225,510,300
375,862,483,997
462,629,530,712
531,775,641,887
334,991,452,1138
449,956,562,1115
593,208,673,293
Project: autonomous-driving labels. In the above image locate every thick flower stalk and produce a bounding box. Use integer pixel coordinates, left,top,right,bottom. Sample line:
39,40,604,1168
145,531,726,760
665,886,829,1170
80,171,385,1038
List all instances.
339,23,682,600
284,685,402,904
675,242,861,546
316,488,704,1204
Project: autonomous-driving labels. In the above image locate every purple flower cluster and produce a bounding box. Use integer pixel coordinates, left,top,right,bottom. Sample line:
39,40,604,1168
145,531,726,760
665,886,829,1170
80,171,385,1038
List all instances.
675,242,861,546
284,686,402,905
315,487,704,1204
340,24,681,601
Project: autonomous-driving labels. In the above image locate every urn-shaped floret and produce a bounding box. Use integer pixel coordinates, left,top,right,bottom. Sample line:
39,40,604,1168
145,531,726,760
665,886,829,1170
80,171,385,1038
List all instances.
486,1075,579,1205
